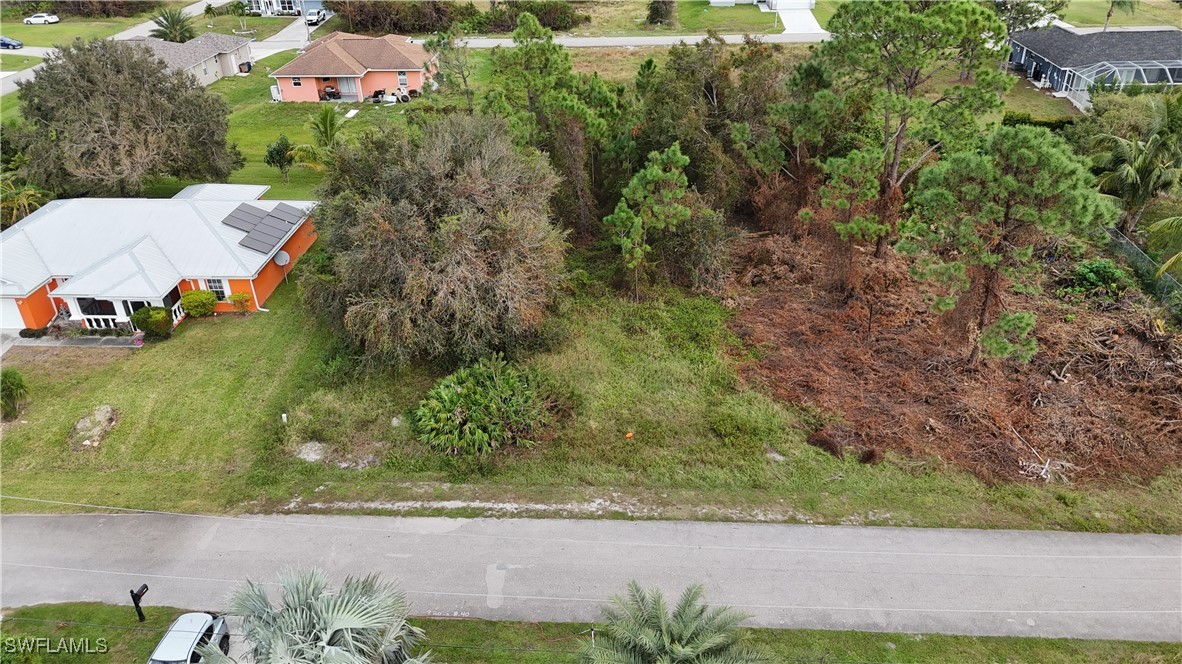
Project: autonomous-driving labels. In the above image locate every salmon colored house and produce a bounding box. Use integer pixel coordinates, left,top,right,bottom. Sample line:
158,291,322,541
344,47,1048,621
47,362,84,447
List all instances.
0,184,317,332
269,32,434,102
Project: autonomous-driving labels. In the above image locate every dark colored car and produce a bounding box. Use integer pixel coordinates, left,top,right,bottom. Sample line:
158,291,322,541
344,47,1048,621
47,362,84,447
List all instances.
0,36,24,49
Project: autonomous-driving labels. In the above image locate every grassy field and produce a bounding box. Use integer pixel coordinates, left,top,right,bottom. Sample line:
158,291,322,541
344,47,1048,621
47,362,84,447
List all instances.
1059,0,1181,27
0,1,189,47
0,53,42,72
5,604,1181,664
811,0,843,28
677,0,780,34
201,14,295,41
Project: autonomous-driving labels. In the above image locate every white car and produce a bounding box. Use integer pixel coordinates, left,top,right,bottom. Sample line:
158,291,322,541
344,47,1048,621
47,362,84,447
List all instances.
23,13,60,24
304,9,326,25
147,612,230,664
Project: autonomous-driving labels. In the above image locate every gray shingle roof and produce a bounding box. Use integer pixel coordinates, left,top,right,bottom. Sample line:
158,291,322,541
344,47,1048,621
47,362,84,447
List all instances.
1012,25,1182,68
127,32,252,71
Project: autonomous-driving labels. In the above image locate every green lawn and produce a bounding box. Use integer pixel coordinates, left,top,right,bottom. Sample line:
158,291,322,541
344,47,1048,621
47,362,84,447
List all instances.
5,604,1181,664
1059,0,1181,27
1004,78,1080,118
201,14,295,41
1,91,22,124
677,0,780,34
0,2,189,48
0,54,42,72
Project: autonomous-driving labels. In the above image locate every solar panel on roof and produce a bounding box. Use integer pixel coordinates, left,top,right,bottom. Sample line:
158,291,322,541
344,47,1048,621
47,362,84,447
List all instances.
239,236,274,253
222,217,257,233
234,203,309,254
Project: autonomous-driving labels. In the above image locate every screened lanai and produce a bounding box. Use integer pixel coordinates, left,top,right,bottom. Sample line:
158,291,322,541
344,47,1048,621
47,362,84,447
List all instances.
1062,60,1182,110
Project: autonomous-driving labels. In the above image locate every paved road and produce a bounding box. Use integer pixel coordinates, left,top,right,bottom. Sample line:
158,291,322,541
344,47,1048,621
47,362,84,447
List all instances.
454,31,827,49
2,513,1179,641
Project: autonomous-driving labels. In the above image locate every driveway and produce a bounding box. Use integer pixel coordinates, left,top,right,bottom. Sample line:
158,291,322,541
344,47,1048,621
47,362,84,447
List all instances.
2,512,1179,641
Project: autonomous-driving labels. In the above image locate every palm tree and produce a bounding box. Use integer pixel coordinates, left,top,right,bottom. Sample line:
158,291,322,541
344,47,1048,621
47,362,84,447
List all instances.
1104,0,1139,30
149,8,197,43
580,582,768,664
0,173,49,229
1148,215,1182,277
1095,120,1181,234
227,0,249,32
204,2,218,28
1,368,29,420
291,105,347,171
197,569,430,664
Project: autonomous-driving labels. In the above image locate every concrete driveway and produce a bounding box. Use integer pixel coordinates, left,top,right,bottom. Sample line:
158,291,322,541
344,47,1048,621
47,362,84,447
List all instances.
2,512,1179,642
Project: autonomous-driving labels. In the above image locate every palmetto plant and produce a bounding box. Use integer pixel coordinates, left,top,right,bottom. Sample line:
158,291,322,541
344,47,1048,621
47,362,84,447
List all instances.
0,173,49,229
1,368,29,420
580,582,768,664
149,8,197,43
290,105,347,171
1148,215,1182,277
196,569,430,664
1095,122,1181,234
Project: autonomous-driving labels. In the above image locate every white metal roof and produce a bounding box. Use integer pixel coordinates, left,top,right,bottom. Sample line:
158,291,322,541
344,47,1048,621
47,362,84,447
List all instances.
0,193,315,299
172,183,271,200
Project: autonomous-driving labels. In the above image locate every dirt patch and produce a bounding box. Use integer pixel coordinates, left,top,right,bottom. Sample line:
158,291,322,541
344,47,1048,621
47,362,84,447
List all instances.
728,233,1182,484
2,346,128,381
68,405,118,451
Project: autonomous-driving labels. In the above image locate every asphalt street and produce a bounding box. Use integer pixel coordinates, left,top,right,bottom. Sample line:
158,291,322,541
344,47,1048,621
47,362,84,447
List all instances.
2,513,1179,642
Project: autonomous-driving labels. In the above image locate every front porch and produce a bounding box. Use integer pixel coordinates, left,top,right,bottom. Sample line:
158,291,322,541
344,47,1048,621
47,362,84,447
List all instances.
66,286,187,331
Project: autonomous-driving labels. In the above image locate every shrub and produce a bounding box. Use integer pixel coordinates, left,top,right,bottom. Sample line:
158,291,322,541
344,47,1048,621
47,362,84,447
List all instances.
17,327,47,339
468,1,590,32
324,0,479,33
1072,258,1135,293
130,306,172,340
180,289,219,317
228,291,251,314
647,0,676,25
1002,111,1076,132
1,367,28,420
654,191,730,294
286,390,356,454
413,355,552,456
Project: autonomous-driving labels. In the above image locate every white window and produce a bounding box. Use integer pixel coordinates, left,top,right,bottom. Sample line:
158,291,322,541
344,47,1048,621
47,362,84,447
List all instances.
397,71,408,86
203,62,208,75
292,77,302,87
205,279,228,300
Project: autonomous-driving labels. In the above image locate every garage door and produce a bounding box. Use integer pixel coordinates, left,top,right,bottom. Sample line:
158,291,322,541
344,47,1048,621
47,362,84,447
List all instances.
1,298,25,330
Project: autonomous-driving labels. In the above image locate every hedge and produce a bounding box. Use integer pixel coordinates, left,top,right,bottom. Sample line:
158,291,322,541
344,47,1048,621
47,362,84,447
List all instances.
1001,111,1076,132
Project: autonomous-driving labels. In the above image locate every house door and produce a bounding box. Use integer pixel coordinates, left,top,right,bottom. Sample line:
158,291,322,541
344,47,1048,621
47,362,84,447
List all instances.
337,77,358,99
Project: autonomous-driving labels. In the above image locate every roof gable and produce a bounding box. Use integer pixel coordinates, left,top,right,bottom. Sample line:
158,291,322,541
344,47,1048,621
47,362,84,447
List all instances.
0,193,317,299
271,32,430,78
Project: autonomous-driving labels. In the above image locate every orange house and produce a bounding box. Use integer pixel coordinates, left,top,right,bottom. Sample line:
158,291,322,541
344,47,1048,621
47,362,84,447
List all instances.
269,32,435,103
0,184,317,332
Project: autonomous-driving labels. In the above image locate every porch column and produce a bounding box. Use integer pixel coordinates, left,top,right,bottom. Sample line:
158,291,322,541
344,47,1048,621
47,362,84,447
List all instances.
65,297,82,320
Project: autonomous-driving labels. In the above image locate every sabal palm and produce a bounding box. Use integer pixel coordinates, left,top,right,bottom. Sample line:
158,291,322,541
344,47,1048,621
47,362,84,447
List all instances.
1148,215,1182,277
1095,124,1180,234
292,106,346,171
227,0,249,30
204,2,218,28
197,569,430,664
580,582,768,664
149,8,197,43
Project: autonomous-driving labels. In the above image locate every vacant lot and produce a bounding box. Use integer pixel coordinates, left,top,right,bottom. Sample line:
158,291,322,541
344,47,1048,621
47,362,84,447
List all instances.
1059,0,1180,27
5,603,1181,664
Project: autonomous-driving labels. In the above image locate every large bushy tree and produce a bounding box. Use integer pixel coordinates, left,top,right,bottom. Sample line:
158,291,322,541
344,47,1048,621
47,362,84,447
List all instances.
902,126,1114,363
423,25,478,114
820,0,1011,256
303,114,566,367
17,39,242,196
